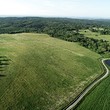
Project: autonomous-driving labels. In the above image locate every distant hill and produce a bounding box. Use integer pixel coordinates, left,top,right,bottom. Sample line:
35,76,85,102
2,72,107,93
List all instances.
0,17,110,34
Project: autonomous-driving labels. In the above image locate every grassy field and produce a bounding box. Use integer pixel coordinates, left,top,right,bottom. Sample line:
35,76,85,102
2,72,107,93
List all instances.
76,65,110,110
0,33,102,110
80,29,110,42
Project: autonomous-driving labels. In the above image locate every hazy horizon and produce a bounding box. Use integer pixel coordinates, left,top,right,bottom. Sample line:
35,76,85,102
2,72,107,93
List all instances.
0,0,110,19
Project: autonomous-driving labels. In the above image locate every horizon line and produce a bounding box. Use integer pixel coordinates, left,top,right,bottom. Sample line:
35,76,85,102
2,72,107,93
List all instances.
0,15,110,20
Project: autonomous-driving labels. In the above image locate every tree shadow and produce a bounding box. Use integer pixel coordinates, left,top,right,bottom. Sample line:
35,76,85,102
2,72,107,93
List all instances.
0,56,11,77
0,74,6,77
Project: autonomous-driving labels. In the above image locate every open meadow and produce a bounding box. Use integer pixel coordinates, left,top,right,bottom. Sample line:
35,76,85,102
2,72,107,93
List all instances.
80,29,110,42
0,33,102,110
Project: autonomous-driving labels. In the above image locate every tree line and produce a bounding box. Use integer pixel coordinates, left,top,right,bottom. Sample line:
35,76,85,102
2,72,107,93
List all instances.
0,17,110,56
89,27,110,35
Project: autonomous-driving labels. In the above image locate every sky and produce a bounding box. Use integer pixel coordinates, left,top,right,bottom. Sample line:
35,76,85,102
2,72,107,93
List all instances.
0,0,110,18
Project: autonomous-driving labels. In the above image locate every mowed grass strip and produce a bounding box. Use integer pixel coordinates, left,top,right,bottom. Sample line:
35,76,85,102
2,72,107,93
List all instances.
0,33,102,110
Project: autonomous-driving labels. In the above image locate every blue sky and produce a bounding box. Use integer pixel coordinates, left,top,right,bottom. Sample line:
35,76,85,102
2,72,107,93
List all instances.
0,0,110,18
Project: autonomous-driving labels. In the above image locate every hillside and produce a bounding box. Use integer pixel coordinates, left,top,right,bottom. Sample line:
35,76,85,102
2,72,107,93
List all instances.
0,33,102,110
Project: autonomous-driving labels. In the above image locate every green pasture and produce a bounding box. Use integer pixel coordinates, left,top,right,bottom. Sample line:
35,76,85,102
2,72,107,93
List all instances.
80,29,110,42
0,33,102,110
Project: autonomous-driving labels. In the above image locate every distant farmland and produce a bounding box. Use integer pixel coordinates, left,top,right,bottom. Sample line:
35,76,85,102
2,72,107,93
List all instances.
0,33,102,110
80,29,110,42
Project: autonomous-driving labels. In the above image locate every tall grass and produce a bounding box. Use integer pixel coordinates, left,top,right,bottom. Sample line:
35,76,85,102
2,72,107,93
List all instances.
0,33,102,110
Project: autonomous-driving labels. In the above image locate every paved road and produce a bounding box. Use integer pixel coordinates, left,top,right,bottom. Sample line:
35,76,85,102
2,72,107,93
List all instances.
65,59,110,110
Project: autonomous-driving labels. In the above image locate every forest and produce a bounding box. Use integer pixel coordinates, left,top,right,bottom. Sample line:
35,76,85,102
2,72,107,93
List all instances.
0,17,110,55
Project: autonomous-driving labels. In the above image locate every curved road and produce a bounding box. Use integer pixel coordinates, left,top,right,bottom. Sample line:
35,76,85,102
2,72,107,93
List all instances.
65,59,110,110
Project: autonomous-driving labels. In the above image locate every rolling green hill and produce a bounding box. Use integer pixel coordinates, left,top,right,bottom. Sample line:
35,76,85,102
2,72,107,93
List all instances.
0,33,102,110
